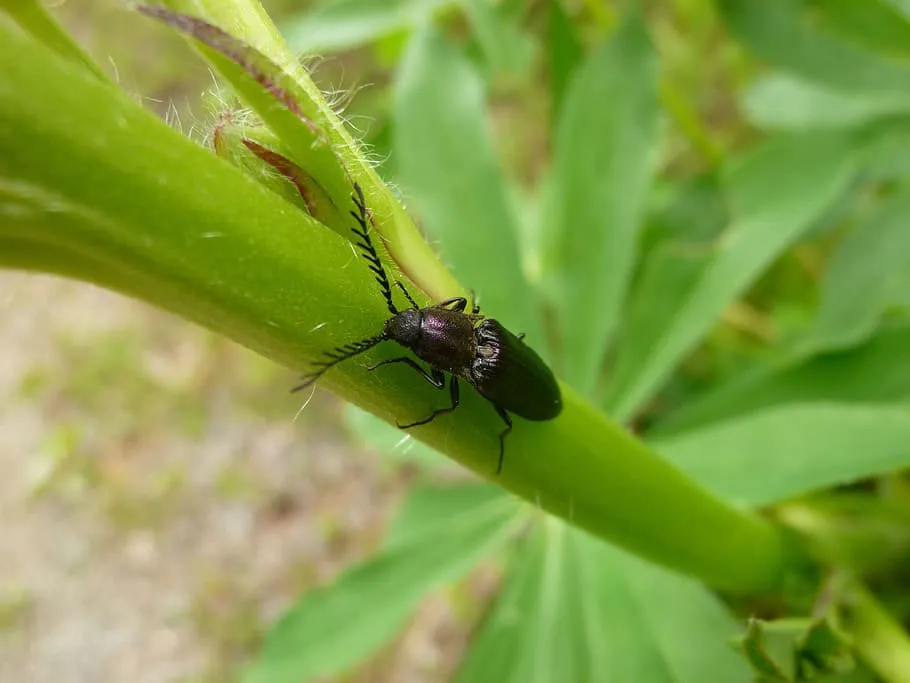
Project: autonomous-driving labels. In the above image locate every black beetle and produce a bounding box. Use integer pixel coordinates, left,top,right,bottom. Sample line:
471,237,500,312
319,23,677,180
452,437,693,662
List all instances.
293,184,562,473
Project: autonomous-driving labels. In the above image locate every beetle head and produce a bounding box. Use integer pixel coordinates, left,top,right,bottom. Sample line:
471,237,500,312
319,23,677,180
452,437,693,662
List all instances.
384,309,421,347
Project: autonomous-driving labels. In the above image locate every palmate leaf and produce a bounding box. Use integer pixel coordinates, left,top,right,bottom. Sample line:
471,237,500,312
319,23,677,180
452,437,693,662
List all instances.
545,7,659,393
806,0,910,59
246,484,519,683
653,323,910,436
605,132,855,423
545,0,583,120
719,0,910,95
456,520,751,683
800,188,910,355
393,24,542,343
344,403,445,470
654,404,910,507
743,74,910,131
461,0,535,79
280,0,455,55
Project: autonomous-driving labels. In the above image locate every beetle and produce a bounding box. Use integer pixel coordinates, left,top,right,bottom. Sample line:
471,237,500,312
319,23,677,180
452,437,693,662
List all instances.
293,184,562,474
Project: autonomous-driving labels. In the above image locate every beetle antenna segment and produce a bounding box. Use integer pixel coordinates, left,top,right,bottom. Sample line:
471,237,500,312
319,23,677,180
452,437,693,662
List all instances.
394,280,420,311
291,333,386,393
350,183,398,316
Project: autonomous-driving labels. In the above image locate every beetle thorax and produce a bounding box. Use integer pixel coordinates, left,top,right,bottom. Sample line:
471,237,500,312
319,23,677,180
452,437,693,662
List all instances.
384,309,421,347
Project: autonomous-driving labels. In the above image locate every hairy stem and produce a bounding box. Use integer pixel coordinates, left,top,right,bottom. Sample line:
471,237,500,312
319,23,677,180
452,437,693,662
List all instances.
0,15,802,594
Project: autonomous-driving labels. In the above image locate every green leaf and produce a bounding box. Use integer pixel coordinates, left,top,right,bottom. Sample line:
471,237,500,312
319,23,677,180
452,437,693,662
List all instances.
800,189,910,354
280,0,454,54
246,484,518,683
743,74,910,131
857,125,910,182
606,133,855,422
344,403,445,469
462,0,535,78
546,0,582,119
385,482,512,545
807,0,910,59
0,0,108,80
605,174,728,416
393,25,542,342
737,617,854,681
457,521,751,683
719,0,910,95
547,8,659,393
653,323,910,436
654,404,910,506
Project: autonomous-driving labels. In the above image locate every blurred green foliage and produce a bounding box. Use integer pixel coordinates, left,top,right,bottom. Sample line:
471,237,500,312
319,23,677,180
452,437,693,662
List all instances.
253,1,910,680
6,0,910,681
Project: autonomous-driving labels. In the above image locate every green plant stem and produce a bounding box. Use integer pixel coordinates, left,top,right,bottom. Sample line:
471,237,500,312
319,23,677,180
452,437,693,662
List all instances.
843,582,910,683
0,16,801,594
156,0,462,304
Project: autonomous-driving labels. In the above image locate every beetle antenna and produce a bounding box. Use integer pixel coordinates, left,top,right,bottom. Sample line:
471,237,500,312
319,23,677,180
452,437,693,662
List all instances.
350,184,398,316
291,333,386,393
394,280,420,311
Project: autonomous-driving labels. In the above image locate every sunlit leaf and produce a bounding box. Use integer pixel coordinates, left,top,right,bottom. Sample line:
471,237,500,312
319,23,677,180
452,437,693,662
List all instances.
808,0,910,58
456,520,750,683
546,0,582,119
393,25,541,342
653,323,910,436
655,404,910,506
743,74,910,131
605,175,728,416
386,482,512,545
462,0,535,78
547,8,659,393
280,0,455,54
857,125,910,181
800,189,910,354
719,0,910,95
246,484,518,683
606,133,854,422
345,403,445,469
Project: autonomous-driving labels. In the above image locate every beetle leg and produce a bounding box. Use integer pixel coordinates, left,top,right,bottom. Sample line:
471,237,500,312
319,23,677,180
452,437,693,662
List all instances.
493,406,513,475
517,333,526,342
398,375,460,429
367,357,445,388
469,289,480,315
436,297,468,312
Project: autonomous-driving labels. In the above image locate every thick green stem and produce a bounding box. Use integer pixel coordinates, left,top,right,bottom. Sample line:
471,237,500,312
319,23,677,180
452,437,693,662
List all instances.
0,17,800,594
